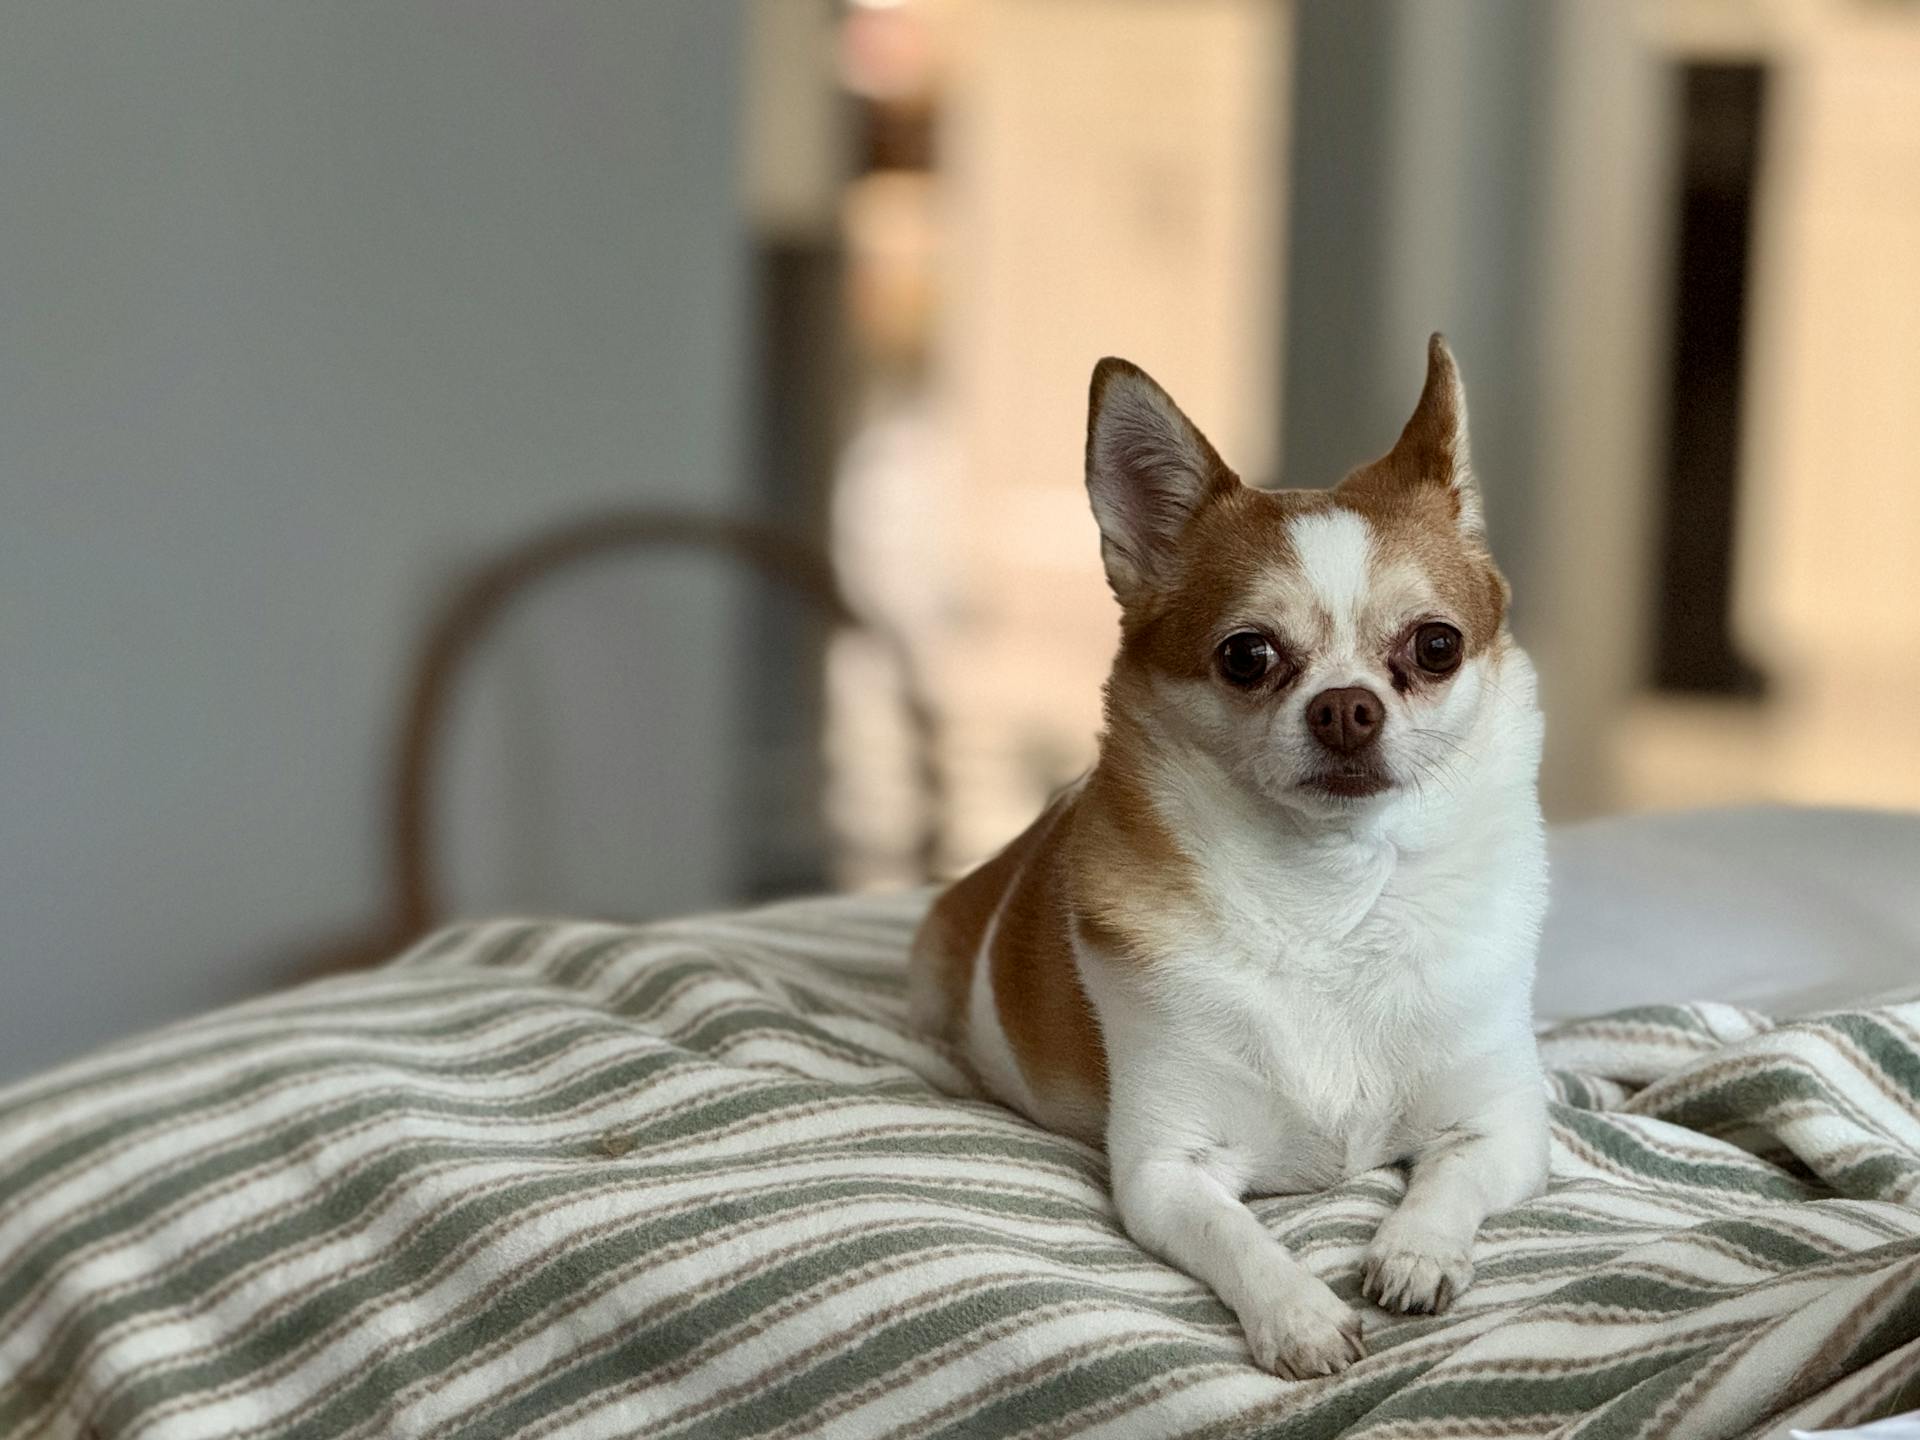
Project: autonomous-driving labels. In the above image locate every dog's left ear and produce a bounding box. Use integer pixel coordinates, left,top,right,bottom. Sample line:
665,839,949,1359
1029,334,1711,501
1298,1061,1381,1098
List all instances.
1364,333,1484,536
1084,358,1238,603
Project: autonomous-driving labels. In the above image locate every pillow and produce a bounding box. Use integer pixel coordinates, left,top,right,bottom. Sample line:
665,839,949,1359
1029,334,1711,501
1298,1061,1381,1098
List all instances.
1537,805,1920,1021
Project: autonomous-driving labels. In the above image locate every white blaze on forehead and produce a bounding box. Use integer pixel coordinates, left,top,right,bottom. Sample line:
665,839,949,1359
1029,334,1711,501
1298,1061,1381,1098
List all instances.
1286,510,1374,642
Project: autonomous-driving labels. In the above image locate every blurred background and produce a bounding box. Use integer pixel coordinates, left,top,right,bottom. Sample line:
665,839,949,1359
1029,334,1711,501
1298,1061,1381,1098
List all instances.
4,0,1918,1081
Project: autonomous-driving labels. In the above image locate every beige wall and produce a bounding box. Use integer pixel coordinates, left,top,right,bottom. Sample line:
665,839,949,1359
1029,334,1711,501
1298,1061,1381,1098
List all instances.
930,0,1288,861
1614,3,1920,813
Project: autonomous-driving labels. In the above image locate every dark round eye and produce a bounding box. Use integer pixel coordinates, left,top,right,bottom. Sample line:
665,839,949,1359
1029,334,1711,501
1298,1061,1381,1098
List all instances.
1413,622,1464,675
1215,631,1280,687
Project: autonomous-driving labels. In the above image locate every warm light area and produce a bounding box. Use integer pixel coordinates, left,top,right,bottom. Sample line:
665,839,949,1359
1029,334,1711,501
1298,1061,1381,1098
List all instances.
823,0,1920,879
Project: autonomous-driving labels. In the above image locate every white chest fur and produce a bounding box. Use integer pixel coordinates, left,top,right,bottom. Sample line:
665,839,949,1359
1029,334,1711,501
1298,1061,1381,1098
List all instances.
1082,793,1546,1197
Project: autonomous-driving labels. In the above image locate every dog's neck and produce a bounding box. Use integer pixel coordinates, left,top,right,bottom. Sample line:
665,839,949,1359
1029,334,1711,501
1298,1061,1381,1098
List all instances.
1104,700,1538,950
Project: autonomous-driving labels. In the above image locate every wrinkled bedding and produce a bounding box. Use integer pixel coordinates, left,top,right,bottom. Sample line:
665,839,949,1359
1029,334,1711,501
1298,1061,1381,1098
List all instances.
1,891,1917,1439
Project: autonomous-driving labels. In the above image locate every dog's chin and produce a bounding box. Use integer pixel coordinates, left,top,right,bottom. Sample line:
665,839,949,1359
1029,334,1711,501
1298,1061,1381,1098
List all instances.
1297,765,1395,803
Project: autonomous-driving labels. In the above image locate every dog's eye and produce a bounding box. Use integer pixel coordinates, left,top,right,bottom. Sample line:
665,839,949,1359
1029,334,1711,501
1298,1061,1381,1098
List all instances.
1413,622,1463,675
1215,631,1281,687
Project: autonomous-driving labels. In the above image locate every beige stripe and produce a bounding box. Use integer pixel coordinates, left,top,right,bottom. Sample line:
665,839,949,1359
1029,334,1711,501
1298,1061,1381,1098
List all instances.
0,968,542,1119
21,1070,791,1422
525,1279,1222,1440
0,1023,697,1341
5,954,933,1326
0,1008,642,1284
1786,1334,1920,1434
1636,1299,1822,1439
1549,1119,1795,1194
1627,1036,1911,1141
111,1164,1120,1440
1780,1255,1920,1405
405,1209,1895,1440
389,1228,1193,1440
0,989,574,1225
1541,1015,1726,1049
862,1336,1243,1440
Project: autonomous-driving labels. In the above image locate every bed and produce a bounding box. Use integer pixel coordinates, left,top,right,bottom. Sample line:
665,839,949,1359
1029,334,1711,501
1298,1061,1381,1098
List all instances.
2,807,1916,1439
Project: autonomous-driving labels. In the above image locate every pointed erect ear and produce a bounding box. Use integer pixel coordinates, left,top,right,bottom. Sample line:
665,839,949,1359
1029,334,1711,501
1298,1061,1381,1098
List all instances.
1084,358,1238,601
1379,333,1484,535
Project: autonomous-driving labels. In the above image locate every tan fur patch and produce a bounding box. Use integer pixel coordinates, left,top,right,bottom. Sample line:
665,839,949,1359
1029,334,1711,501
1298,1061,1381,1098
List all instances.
989,807,1109,1105
1332,478,1507,650
1111,472,1505,690
910,811,1047,1042
1105,333,1505,682
1332,332,1506,646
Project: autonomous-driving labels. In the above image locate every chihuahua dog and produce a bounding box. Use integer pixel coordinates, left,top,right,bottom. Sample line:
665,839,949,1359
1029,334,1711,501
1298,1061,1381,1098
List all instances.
908,337,1549,1379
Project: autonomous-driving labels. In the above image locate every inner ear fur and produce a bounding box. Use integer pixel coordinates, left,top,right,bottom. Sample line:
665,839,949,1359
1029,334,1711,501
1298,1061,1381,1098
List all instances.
1084,357,1239,601
1344,333,1484,536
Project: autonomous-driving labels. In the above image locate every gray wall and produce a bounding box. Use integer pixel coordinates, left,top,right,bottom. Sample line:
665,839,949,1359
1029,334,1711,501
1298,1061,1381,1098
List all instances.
0,4,751,1080
1283,0,1551,613
1283,0,1678,817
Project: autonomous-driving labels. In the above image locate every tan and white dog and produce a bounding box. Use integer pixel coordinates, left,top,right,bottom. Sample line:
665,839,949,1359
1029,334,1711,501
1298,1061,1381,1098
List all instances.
908,336,1549,1379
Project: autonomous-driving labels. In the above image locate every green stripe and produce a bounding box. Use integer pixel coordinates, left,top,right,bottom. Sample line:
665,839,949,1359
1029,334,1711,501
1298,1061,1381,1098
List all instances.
1551,1106,1815,1200
1824,1014,1920,1102
257,1221,1209,1440
0,975,555,1127
1841,1253,1920,1373
451,1273,1228,1440
1360,1346,1718,1429
58,1173,1158,1439
1642,1066,1831,1138
0,1038,697,1335
1699,1217,1838,1268
2,912,1916,1440
0,1003,633,1222
1558,1345,1721,1439
1829,1152,1920,1203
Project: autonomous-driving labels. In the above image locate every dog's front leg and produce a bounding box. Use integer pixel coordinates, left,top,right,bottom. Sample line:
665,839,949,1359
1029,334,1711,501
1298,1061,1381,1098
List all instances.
1361,1078,1548,1315
1113,1145,1365,1378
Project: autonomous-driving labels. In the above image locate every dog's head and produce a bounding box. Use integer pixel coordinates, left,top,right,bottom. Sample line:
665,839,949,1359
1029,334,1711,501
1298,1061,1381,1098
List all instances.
1085,335,1528,821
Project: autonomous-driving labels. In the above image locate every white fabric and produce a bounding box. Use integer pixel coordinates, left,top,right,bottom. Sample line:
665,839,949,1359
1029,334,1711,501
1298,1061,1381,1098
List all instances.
1538,805,1920,1022
1791,1412,1920,1439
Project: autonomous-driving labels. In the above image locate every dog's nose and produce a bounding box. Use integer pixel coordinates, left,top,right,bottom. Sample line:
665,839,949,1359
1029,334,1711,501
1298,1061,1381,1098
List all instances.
1306,686,1383,755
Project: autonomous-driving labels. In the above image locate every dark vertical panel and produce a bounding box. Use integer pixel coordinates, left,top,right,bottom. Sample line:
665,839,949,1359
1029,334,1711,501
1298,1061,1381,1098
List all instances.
1280,0,1552,622
1447,1,1552,610
1279,0,1397,492
1651,64,1768,695
736,241,845,899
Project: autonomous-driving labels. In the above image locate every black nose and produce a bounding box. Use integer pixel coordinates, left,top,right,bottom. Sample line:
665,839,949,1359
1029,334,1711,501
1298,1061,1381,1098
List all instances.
1306,686,1383,755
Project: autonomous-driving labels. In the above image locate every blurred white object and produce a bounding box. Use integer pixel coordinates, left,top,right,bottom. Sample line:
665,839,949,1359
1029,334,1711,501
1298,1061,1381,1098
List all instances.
1538,805,1920,1022
1792,1410,1920,1439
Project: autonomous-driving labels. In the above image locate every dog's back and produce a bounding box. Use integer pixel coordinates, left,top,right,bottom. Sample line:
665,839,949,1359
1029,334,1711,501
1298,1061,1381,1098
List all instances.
909,788,1108,1143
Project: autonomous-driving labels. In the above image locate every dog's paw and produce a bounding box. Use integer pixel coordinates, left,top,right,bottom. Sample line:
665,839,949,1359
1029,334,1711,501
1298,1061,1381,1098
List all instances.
1361,1222,1473,1315
1239,1275,1367,1380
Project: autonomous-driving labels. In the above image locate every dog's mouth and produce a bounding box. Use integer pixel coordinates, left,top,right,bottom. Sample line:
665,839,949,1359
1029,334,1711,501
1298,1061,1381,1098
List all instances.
1300,764,1394,800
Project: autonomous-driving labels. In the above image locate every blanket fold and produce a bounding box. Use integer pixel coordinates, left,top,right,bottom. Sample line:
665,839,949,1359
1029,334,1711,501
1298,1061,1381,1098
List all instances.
1,894,1915,1439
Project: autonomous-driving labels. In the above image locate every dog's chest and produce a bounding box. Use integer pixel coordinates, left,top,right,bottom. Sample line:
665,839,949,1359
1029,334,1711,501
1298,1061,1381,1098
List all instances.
1161,867,1471,1191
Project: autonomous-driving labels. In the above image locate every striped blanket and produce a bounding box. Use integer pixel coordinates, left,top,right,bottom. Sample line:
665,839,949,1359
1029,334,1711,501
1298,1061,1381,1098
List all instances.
1,893,1917,1440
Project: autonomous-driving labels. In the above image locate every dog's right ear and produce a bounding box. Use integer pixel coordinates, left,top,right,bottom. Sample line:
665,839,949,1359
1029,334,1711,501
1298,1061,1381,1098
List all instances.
1084,358,1238,603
